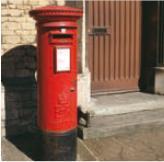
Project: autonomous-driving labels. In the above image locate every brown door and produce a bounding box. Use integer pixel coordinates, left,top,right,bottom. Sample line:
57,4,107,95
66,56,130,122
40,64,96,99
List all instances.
88,1,141,93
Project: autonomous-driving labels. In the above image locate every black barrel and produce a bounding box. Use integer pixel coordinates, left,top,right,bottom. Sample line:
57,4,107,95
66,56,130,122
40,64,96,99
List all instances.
42,129,77,161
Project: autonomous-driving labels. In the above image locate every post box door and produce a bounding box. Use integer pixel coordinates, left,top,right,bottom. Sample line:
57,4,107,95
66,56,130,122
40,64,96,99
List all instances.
46,33,77,132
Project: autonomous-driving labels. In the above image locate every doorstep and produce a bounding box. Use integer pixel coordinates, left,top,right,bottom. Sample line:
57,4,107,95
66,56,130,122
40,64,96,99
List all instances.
78,92,164,139
154,67,164,95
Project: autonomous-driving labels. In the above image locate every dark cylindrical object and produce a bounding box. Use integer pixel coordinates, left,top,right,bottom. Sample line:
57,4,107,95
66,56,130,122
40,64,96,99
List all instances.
42,129,77,161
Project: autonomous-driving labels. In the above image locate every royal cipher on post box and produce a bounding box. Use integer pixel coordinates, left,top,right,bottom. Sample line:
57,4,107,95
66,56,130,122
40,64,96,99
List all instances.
29,6,82,161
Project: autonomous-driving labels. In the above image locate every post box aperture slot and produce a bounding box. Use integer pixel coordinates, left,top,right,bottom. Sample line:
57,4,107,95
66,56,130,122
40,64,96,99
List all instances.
54,47,71,73
50,34,73,44
52,34,72,39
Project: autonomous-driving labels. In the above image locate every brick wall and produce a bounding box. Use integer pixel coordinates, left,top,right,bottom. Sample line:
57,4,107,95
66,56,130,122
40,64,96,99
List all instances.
1,0,65,136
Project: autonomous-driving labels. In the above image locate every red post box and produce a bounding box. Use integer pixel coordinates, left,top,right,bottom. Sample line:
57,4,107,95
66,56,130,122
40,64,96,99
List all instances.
29,6,82,160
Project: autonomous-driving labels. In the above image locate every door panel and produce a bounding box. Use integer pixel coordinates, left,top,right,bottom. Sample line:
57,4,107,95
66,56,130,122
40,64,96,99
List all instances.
88,1,141,93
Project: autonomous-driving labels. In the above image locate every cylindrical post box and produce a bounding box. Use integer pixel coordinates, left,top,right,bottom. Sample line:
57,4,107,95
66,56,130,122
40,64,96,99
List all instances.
29,6,82,161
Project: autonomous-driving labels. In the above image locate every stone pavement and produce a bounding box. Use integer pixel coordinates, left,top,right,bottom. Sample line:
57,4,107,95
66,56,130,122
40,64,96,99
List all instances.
80,126,164,161
2,125,164,161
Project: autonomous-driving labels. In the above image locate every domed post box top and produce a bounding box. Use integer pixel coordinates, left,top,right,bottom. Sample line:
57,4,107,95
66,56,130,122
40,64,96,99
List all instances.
29,6,83,22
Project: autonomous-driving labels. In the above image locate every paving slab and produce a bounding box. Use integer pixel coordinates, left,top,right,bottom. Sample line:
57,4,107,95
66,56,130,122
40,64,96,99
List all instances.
82,126,164,161
1,137,31,161
2,125,164,161
1,133,92,161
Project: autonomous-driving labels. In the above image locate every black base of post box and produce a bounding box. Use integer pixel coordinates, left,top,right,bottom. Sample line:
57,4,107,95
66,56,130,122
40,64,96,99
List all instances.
41,128,77,161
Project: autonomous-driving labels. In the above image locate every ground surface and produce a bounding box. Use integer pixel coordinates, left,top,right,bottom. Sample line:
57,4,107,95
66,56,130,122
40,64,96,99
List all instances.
2,125,164,161
81,126,164,161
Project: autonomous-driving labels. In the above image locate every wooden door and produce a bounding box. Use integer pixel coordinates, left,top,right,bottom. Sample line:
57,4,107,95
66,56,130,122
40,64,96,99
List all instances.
87,1,141,93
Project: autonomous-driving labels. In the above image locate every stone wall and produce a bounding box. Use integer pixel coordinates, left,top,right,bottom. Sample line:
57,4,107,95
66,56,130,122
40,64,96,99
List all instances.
1,0,64,53
1,45,37,136
1,0,65,136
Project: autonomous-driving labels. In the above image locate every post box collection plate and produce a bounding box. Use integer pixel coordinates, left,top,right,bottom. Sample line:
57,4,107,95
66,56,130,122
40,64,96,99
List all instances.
56,47,71,72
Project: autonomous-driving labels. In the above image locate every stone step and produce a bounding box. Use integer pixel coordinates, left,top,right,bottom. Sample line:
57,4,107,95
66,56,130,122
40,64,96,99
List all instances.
78,108,164,139
89,92,164,116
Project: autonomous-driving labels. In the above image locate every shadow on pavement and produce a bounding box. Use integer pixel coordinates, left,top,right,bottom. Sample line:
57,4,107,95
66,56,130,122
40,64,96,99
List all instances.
6,132,43,161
